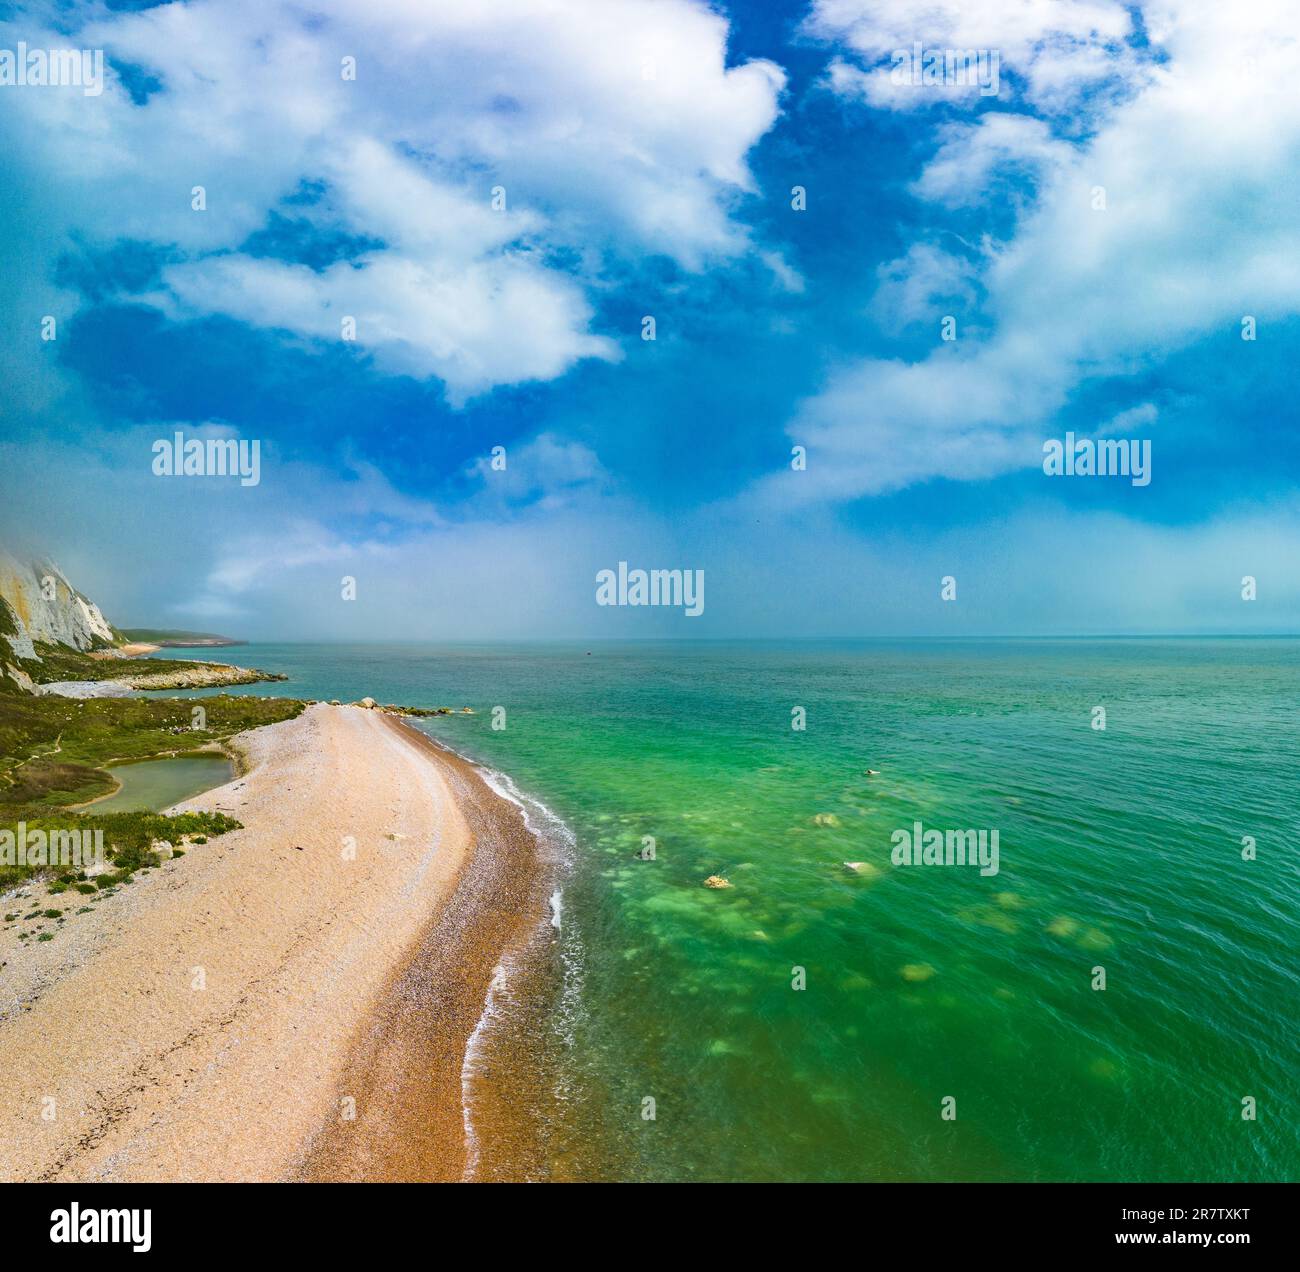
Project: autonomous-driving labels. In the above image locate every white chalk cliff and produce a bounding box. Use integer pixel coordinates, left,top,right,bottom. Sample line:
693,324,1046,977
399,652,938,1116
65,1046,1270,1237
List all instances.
0,550,117,658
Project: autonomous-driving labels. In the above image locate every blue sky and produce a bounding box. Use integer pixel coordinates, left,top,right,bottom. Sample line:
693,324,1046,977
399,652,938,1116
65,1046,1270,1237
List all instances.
1,0,1298,637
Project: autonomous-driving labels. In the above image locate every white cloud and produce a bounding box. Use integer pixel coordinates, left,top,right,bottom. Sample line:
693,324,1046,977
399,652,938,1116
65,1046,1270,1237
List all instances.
910,114,1071,208
1098,402,1158,437
465,432,610,511
809,0,1140,113
779,1,1300,500
871,241,980,330
1,0,784,401
155,251,617,402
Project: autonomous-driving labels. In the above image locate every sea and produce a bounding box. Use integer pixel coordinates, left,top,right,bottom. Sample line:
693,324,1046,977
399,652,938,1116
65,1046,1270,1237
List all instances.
147,638,1299,1181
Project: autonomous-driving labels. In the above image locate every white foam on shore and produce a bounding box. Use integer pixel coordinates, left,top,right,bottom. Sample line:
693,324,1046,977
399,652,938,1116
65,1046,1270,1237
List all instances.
424,731,582,1181
461,959,510,1182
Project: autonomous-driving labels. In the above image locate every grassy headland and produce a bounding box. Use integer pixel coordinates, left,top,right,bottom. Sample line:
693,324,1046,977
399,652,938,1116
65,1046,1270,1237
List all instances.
119,628,246,647
20,642,286,688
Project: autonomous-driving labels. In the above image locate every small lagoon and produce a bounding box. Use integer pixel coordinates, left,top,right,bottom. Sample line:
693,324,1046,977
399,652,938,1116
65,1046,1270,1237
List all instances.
89,754,234,814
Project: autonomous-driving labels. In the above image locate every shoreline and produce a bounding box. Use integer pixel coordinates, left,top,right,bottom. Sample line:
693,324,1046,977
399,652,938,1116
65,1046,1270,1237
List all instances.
38,661,287,697
0,703,549,1182
295,716,555,1181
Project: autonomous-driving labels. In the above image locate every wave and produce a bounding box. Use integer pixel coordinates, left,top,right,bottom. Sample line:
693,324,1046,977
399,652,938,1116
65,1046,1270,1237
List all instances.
429,735,584,1181
461,959,510,1182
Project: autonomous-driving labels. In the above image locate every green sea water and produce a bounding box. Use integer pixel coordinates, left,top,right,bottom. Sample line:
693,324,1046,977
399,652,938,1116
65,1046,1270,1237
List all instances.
151,639,1298,1181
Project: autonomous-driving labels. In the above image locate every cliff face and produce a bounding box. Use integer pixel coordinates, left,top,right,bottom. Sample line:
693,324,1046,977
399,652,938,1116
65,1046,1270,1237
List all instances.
0,551,117,658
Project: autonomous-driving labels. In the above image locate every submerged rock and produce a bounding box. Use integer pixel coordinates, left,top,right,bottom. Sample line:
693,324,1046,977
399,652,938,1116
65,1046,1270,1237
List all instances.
703,875,732,889
843,861,880,877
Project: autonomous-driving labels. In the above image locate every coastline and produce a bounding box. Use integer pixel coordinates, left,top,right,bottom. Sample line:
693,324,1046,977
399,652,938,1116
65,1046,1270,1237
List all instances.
0,703,549,1182
295,716,556,1181
38,660,287,697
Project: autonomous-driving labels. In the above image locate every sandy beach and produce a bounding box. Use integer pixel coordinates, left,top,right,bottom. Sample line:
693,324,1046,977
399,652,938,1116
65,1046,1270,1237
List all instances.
0,704,548,1182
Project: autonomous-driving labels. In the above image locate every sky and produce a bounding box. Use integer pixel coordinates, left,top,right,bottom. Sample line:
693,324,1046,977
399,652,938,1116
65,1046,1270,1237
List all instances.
1,0,1298,638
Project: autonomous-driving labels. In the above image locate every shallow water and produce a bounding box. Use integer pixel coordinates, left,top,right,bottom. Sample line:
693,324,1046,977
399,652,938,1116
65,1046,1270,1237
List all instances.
149,639,1300,1180
91,754,234,814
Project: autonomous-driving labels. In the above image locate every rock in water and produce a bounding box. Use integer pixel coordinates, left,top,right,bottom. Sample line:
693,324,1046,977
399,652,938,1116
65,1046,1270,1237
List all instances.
843,861,880,877
703,875,732,889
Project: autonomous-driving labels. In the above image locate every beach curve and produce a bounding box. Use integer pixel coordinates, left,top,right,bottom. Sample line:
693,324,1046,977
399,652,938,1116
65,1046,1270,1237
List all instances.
0,703,547,1182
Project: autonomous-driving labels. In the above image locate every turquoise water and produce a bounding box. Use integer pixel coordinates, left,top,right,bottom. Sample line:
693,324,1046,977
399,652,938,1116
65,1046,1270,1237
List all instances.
150,640,1298,1180
87,754,234,814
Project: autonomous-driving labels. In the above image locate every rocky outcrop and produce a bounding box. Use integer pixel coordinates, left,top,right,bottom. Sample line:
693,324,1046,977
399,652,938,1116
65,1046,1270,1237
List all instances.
0,551,116,656
41,663,288,698
1,661,40,694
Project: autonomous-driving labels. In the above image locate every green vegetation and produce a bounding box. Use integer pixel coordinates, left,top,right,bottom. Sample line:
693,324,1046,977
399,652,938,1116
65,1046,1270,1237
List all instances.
1,636,283,691
18,642,233,685
1,803,245,894
120,628,244,646
0,692,303,890
0,692,301,799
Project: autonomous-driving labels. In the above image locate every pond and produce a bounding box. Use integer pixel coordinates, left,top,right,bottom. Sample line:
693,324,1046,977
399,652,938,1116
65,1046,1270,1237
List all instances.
87,754,234,814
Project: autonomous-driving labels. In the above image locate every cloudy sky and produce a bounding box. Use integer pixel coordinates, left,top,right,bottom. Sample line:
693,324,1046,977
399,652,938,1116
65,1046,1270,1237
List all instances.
1,0,1297,637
